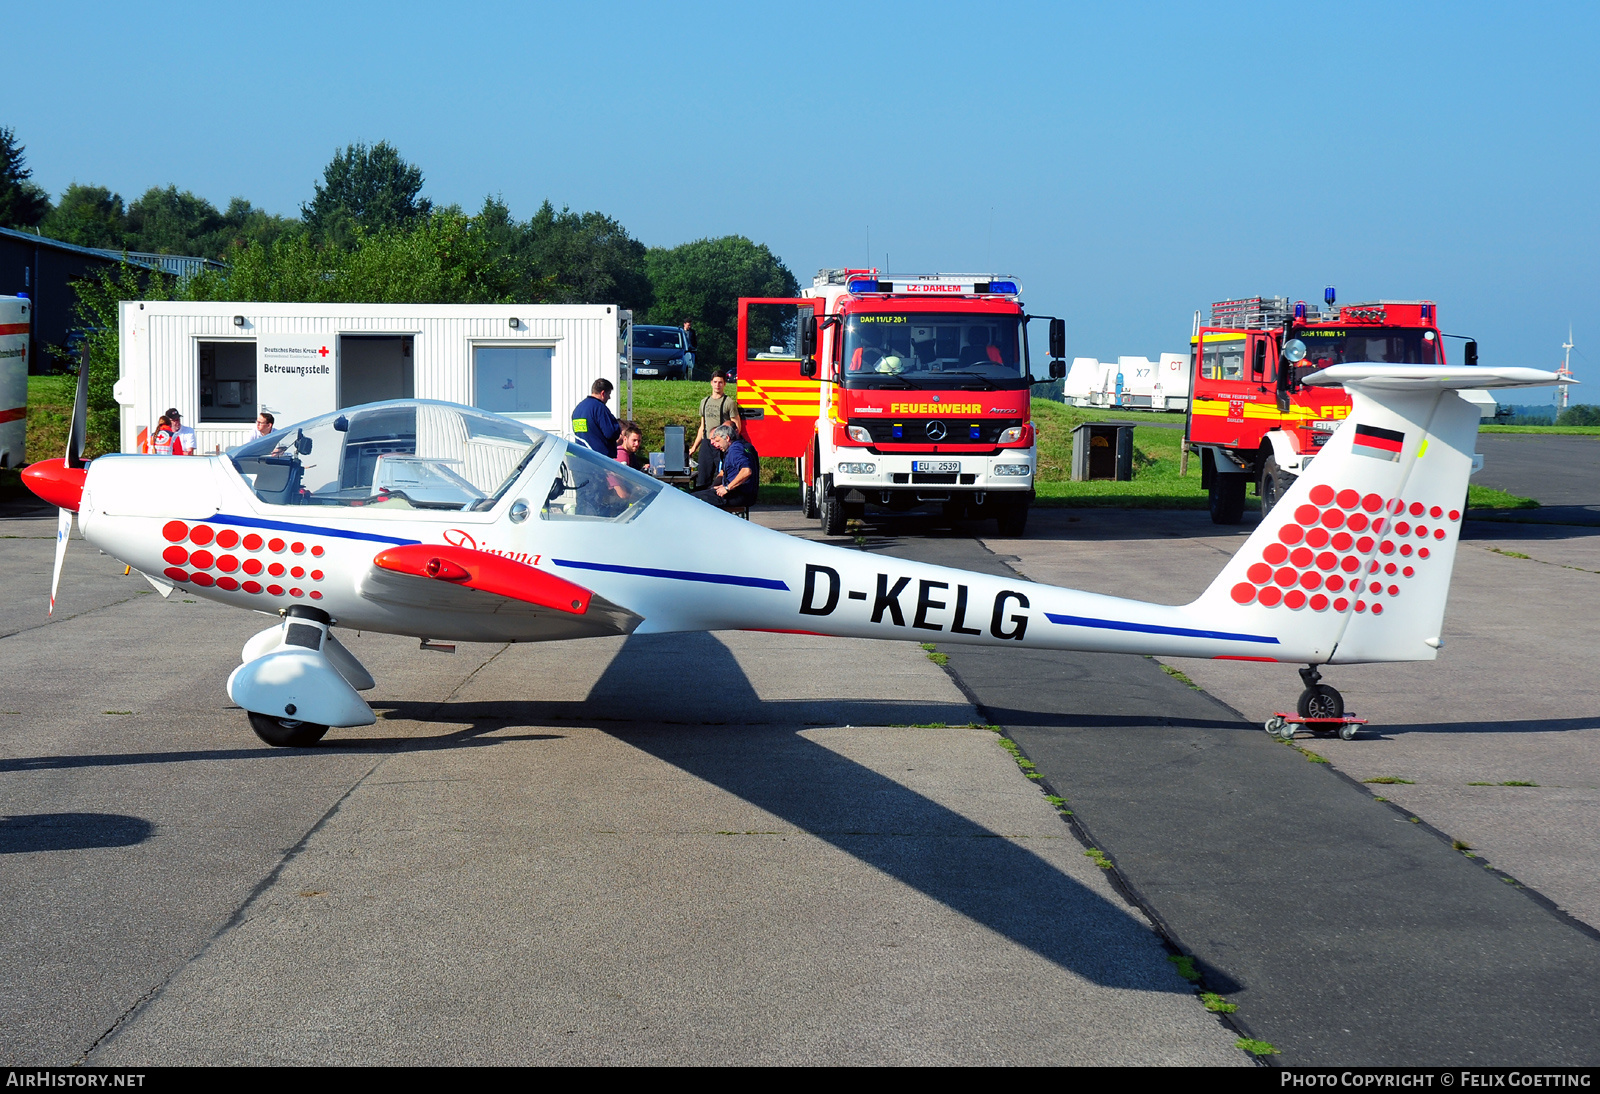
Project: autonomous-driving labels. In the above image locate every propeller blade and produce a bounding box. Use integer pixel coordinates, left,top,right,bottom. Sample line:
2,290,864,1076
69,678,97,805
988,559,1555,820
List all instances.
66,342,89,469
49,508,71,617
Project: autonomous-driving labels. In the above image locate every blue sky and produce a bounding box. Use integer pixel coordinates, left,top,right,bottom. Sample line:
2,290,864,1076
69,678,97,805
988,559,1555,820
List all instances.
13,1,1597,395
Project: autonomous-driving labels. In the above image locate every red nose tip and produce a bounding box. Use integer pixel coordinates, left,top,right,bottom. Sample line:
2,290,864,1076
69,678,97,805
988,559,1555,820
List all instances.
21,458,87,512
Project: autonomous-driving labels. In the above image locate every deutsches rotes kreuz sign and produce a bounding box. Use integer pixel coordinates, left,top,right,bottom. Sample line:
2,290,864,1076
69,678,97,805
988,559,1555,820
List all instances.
257,334,337,426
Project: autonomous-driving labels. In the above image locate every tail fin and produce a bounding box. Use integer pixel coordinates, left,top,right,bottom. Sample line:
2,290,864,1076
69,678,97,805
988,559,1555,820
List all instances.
1187,366,1561,665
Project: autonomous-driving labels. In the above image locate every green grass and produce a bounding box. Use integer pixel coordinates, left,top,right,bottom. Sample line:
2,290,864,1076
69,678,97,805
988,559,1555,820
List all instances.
1363,776,1415,785
26,375,75,466
1084,848,1114,870
1167,954,1201,981
1468,484,1539,510
1200,992,1237,1013
1236,1038,1279,1056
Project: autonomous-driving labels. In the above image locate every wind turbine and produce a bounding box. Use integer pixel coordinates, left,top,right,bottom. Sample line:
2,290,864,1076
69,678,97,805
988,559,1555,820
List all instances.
1557,326,1576,409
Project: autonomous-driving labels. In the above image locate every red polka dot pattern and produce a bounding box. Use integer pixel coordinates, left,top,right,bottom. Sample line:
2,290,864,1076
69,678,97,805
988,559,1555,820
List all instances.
1233,487,1457,616
150,526,330,600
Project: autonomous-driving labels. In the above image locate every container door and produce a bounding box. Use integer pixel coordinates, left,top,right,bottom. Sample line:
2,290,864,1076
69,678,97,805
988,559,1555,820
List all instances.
735,297,822,459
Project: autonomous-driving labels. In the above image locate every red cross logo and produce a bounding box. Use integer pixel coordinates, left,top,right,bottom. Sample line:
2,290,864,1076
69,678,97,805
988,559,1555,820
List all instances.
318,345,329,357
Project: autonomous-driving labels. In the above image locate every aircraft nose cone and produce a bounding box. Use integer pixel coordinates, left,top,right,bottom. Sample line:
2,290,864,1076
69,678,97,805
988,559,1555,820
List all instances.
22,459,87,512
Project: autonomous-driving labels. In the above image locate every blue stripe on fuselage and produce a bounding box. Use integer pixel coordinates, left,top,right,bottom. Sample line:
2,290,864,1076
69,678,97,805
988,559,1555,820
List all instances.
197,513,421,546
552,558,789,591
1045,612,1279,645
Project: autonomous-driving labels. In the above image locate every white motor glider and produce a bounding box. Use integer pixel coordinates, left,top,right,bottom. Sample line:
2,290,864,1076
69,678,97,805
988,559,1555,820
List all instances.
23,362,1560,747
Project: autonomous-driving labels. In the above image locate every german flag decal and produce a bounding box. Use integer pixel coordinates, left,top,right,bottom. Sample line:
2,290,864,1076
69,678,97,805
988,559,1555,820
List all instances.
1353,424,1405,462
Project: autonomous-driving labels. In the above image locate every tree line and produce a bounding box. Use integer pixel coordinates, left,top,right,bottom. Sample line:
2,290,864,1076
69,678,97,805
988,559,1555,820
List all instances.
0,126,798,378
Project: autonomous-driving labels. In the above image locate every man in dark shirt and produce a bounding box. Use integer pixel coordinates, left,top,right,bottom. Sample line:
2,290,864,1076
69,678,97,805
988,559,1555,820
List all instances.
571,378,621,458
692,424,757,510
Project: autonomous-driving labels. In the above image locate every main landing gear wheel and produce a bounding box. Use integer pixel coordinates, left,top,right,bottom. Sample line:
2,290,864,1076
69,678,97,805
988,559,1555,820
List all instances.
248,711,330,748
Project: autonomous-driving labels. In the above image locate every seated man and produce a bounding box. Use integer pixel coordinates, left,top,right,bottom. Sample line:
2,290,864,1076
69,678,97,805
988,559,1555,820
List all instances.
614,420,649,471
691,424,757,510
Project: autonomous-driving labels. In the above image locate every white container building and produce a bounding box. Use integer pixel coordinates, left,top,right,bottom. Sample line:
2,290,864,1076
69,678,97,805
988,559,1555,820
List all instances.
113,301,631,454
1061,353,1189,411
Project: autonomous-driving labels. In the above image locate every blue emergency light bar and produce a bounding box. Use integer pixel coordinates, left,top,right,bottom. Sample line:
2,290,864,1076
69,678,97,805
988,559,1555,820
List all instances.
847,278,879,293
982,281,1019,294
1324,285,1337,306
1294,301,1307,320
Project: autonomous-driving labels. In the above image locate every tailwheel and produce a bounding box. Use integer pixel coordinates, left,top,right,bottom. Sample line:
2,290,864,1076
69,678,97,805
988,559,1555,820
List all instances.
248,711,330,748
1297,683,1345,723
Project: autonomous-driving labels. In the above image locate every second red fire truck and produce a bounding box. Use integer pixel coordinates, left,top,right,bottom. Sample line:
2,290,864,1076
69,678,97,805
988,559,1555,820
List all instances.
735,270,1064,536
1187,292,1476,523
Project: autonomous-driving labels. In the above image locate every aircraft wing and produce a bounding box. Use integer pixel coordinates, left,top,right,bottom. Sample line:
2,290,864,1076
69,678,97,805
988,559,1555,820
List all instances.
358,544,643,641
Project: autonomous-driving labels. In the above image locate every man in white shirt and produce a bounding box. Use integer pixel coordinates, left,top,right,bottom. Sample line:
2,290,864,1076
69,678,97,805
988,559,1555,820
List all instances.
165,407,198,456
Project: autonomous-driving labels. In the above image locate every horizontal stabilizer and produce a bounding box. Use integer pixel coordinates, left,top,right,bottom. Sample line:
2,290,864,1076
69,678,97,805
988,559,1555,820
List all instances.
1304,365,1566,392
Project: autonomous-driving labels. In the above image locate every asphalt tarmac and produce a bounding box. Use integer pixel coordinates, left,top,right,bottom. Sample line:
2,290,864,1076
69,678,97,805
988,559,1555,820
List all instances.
4,427,1596,1065
1474,433,1600,524
800,509,1600,1066
0,499,1242,1067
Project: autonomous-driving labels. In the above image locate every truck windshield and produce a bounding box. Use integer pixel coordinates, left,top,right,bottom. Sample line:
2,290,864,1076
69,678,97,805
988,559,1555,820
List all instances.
1296,328,1442,369
842,313,1028,389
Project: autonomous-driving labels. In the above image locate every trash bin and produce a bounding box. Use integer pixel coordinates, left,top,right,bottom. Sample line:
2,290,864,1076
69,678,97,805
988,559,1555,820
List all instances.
1071,421,1135,481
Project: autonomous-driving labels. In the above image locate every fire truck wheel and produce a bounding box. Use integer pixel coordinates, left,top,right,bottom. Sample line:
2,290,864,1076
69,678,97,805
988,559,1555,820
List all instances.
1259,455,1294,518
247,712,330,748
820,490,847,536
802,474,819,519
1208,476,1246,524
1297,684,1344,722
996,502,1029,537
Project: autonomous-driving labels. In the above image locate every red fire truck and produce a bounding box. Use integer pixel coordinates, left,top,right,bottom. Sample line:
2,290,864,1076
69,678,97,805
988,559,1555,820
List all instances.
735,270,1064,536
1188,293,1475,523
